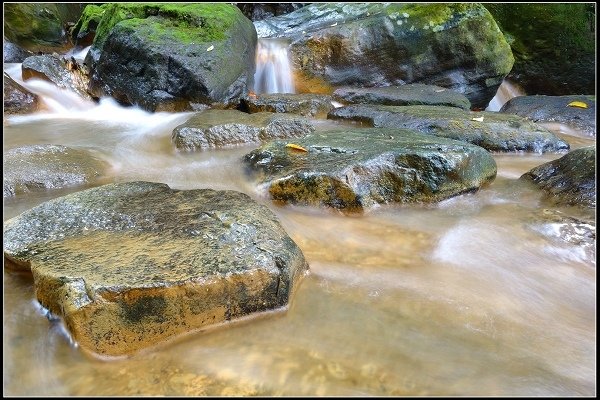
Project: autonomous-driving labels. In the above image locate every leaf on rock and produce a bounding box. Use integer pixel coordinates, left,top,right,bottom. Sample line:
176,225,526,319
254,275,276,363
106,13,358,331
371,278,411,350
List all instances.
567,101,588,109
207,45,214,52
285,143,308,152
471,116,484,122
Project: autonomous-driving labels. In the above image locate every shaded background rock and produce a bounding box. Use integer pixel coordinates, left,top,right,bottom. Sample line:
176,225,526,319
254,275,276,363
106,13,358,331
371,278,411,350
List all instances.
172,109,315,151
332,84,471,110
244,127,497,212
236,3,307,21
3,144,109,198
499,95,596,137
520,146,596,208
241,93,334,117
84,3,257,111
3,182,309,357
328,104,569,153
3,72,40,115
3,3,85,53
255,3,514,109
70,4,106,47
3,41,34,63
484,3,595,96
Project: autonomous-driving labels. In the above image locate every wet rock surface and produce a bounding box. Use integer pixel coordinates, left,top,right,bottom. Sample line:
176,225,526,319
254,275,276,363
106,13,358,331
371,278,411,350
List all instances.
520,146,596,208
3,144,109,198
255,3,514,108
3,72,40,115
242,93,334,118
244,127,497,212
500,95,596,137
332,84,471,110
3,41,34,63
21,54,92,100
328,104,570,153
172,109,315,151
3,182,309,357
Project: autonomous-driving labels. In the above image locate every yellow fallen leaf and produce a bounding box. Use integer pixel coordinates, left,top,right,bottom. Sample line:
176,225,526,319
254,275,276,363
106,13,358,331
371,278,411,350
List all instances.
206,45,214,52
471,116,484,122
286,143,308,152
567,101,588,109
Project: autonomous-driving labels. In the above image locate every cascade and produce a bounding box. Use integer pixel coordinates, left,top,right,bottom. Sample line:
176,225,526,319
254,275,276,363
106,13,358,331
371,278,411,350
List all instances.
253,38,295,94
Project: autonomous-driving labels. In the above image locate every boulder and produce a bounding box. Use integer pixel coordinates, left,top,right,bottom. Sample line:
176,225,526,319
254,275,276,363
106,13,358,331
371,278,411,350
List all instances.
484,3,595,96
21,54,92,100
70,4,107,47
3,72,39,115
3,144,109,198
3,182,309,357
332,84,471,110
328,104,569,153
499,95,596,137
3,41,34,63
237,3,307,21
255,3,514,108
243,127,497,212
520,147,596,208
172,109,315,151
85,3,257,111
242,93,334,117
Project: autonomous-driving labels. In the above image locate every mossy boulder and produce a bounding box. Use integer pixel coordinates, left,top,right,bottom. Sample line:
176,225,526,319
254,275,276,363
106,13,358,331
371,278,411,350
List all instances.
520,147,596,208
484,4,595,96
85,3,257,111
500,95,596,137
328,104,569,153
70,4,107,47
255,3,514,109
243,127,497,213
3,3,85,53
241,93,334,117
3,145,109,198
3,72,39,116
332,84,471,110
172,109,315,151
3,182,309,357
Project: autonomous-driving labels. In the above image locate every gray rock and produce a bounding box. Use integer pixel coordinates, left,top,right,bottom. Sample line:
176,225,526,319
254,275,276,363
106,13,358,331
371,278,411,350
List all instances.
3,144,109,198
3,181,309,357
500,95,596,137
328,104,570,153
21,54,92,100
3,41,34,63
244,127,497,212
255,3,514,109
172,109,315,151
242,93,334,117
333,84,471,110
3,72,39,115
520,146,596,208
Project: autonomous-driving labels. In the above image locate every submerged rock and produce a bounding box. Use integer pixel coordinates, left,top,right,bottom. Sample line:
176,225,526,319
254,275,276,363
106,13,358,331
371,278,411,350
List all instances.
3,144,109,198
85,3,257,111
520,147,596,208
499,95,596,137
255,3,513,108
328,104,569,153
242,93,334,117
244,127,497,212
172,109,315,151
3,182,308,357
332,84,471,110
21,54,92,101
3,72,39,115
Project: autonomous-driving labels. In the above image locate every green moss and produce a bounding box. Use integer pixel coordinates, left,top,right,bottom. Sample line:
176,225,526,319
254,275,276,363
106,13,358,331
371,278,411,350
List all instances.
385,3,482,30
71,4,107,43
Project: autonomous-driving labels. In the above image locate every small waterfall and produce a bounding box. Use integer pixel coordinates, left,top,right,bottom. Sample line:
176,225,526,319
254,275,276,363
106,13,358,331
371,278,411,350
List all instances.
486,79,526,111
253,39,295,94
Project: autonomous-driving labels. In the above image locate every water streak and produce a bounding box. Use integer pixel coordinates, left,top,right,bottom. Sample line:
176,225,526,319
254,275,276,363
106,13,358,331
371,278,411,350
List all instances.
253,39,295,94
486,79,526,111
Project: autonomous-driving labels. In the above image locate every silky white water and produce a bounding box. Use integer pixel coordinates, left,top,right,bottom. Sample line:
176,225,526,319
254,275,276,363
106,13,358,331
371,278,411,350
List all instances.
3,60,596,396
253,38,295,94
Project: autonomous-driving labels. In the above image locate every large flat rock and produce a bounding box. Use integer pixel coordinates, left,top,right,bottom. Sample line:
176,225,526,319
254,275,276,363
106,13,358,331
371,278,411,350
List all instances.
3,182,309,357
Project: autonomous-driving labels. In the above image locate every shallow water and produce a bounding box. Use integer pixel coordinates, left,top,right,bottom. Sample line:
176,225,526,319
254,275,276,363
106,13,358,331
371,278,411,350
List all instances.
3,68,596,396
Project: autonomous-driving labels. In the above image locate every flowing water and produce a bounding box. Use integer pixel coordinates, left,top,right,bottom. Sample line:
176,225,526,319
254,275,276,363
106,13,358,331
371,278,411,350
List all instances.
253,39,295,94
3,58,596,396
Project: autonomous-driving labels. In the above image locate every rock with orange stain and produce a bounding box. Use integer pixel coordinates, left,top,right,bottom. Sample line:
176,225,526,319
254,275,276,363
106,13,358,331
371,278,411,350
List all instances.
3,182,309,357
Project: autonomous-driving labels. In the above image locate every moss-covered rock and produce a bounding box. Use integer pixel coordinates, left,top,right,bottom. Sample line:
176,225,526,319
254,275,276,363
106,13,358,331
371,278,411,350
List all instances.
3,3,85,52
3,182,308,357
255,3,514,109
172,109,315,151
85,3,257,111
328,104,569,153
484,3,595,95
70,4,107,47
244,127,497,212
520,147,596,208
